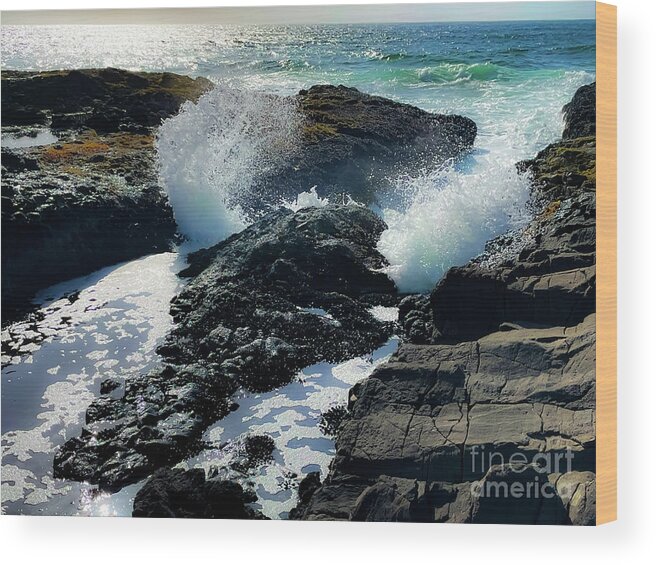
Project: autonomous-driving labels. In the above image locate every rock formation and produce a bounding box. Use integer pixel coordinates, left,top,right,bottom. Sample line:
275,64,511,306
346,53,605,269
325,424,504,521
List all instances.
1,69,212,321
132,467,266,519
51,84,476,494
249,84,477,210
293,83,597,525
53,206,399,490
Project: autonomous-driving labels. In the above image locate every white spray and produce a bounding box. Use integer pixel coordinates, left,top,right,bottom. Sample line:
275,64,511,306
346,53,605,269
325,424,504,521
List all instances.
156,85,303,245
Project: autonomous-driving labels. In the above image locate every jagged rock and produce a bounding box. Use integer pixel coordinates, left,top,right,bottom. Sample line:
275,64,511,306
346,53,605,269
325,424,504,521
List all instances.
132,467,265,519
562,82,596,139
1,70,210,322
298,84,598,525
430,83,597,343
288,472,322,519
246,84,477,211
1,69,212,130
298,315,595,521
398,294,434,344
54,205,399,490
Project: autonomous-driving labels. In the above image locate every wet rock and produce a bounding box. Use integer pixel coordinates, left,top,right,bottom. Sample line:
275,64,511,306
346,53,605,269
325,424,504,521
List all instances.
165,205,398,379
54,205,398,490
1,148,40,172
298,84,599,524
132,467,266,519
243,84,476,212
430,83,597,344
100,378,122,395
398,294,434,344
2,69,211,130
562,82,596,140
1,70,211,322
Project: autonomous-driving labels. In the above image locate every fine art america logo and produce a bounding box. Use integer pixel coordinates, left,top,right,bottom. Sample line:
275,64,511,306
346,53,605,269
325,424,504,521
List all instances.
469,446,577,499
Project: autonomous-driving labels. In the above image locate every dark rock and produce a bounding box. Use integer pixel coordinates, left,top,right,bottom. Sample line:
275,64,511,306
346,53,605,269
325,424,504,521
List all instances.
2,165,177,322
551,470,596,525
1,148,40,172
1,69,211,130
242,84,476,212
132,467,266,519
100,378,122,395
288,472,322,519
54,205,398,490
398,294,434,344
300,314,596,522
431,86,597,343
298,84,598,525
468,464,568,525
1,69,210,322
562,82,596,139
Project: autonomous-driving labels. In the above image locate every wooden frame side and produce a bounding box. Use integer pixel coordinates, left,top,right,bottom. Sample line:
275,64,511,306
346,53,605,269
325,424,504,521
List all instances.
595,1,617,525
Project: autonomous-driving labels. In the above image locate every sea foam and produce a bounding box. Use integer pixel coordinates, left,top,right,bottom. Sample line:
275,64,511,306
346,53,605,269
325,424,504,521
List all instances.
156,85,302,244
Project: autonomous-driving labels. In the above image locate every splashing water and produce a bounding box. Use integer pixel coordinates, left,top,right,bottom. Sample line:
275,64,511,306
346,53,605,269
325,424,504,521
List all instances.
282,186,330,212
378,159,531,292
156,85,303,244
377,69,594,292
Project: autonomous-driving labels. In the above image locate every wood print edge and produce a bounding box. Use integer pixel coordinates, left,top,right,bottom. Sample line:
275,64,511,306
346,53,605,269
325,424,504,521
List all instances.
595,1,617,526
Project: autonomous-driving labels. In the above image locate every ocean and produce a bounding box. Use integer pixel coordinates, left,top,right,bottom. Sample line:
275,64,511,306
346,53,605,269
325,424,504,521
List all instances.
2,20,595,290
1,20,596,517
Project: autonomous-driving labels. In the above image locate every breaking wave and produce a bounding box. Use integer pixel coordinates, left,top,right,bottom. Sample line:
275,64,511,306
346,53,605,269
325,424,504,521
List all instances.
158,67,592,292
377,159,531,293
156,85,303,244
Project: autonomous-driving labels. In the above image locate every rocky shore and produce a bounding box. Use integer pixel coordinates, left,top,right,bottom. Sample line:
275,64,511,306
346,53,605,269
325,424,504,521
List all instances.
47,79,477,500
53,205,400,490
1,69,212,321
3,67,596,523
291,83,597,524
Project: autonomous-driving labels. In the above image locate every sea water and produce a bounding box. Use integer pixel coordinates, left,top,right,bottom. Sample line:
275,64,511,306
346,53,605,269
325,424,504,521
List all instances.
1,21,595,515
2,21,595,289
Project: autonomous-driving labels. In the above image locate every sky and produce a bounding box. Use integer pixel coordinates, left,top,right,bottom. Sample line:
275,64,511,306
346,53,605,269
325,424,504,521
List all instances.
2,2,596,25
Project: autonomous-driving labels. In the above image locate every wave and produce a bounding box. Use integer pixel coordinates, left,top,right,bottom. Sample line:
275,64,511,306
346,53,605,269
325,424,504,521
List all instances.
415,62,509,84
282,187,330,212
157,69,591,294
377,160,531,293
156,85,303,244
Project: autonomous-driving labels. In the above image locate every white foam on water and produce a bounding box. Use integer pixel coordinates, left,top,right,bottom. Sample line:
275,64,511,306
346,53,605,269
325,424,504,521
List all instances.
282,186,329,212
156,85,303,245
378,158,531,293
1,252,183,515
368,305,400,323
181,335,399,519
1,129,58,149
377,70,595,293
